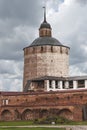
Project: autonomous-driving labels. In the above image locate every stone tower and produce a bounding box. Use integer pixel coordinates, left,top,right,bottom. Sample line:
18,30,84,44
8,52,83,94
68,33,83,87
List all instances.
23,7,70,91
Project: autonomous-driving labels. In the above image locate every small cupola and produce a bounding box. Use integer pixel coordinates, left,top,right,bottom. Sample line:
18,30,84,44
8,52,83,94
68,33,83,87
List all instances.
39,7,52,37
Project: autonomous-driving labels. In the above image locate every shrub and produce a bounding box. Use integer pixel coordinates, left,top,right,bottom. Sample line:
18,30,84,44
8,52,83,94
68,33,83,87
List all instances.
33,116,71,124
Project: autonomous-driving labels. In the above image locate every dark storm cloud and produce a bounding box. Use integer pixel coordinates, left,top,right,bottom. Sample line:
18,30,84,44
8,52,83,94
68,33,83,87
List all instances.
0,26,37,61
0,0,48,91
0,0,43,61
0,0,44,91
0,39,23,61
0,0,42,26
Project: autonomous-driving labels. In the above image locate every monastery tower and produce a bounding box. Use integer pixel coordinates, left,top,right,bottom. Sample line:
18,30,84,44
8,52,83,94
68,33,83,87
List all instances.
23,7,70,91
1,7,87,122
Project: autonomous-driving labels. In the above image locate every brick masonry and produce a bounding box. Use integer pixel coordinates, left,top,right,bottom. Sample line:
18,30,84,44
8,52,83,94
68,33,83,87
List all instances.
23,45,69,88
0,89,87,121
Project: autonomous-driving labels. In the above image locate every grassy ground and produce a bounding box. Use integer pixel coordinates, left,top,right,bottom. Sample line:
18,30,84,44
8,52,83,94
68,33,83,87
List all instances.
0,121,34,126
0,128,65,130
0,120,87,126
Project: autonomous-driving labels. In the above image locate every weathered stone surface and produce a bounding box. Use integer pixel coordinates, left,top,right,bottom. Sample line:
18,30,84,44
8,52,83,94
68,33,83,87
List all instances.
23,45,69,87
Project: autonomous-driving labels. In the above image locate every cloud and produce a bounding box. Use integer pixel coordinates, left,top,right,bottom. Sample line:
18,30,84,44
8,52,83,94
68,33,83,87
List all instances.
75,0,87,5
0,0,42,26
0,78,22,91
0,0,42,62
0,25,37,61
0,0,43,91
47,0,87,76
0,80,3,91
0,60,23,91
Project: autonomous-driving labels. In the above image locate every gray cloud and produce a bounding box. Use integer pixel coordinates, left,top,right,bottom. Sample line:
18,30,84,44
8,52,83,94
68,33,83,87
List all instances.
49,0,87,75
75,0,87,5
0,60,23,91
0,61,15,74
0,0,43,91
0,60,23,75
0,0,43,61
46,0,64,11
0,24,38,61
0,0,42,26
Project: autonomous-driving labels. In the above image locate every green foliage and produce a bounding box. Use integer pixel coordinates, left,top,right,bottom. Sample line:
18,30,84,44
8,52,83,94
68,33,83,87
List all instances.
56,116,71,124
0,118,87,126
34,116,71,124
0,128,65,130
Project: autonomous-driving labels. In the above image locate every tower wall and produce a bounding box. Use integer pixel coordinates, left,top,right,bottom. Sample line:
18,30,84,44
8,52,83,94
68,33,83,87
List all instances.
39,28,52,37
23,45,69,88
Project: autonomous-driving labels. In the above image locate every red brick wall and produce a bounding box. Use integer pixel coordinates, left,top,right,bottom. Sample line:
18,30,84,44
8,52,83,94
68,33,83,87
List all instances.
0,89,87,121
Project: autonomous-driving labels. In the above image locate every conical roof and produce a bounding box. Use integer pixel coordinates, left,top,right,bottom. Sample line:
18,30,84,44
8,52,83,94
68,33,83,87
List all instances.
40,21,51,29
29,37,63,47
26,7,69,48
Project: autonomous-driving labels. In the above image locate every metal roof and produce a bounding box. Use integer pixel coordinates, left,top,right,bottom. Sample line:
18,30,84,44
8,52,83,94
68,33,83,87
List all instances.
39,21,51,29
31,76,66,81
29,37,64,47
68,76,87,81
28,76,87,81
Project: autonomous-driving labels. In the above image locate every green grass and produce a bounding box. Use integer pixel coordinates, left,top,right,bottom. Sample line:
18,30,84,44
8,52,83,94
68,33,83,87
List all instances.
0,120,87,126
0,128,65,130
0,121,33,126
65,121,87,125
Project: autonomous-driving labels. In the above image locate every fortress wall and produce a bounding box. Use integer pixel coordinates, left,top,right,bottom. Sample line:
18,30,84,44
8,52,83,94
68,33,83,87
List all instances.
0,90,87,121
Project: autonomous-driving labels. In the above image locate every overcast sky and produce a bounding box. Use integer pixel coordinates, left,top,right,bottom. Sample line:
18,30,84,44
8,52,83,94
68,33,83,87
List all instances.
0,0,87,91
